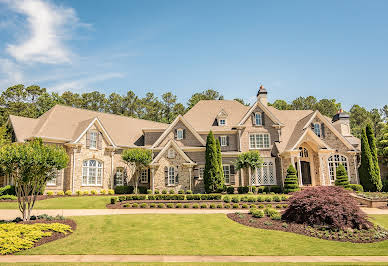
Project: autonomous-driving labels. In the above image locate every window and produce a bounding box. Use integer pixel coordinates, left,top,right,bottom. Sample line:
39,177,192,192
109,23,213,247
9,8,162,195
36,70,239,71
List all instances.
328,154,348,184
82,159,103,186
199,166,204,179
220,136,227,147
47,170,60,186
140,169,148,183
313,123,321,137
89,131,98,149
249,133,270,149
219,119,226,126
299,147,308,158
252,158,276,185
168,166,175,185
255,113,262,126
115,168,124,186
168,148,175,158
177,129,183,140
223,165,230,184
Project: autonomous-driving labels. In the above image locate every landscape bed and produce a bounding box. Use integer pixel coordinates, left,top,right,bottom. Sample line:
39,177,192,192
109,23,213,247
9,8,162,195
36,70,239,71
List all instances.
227,212,388,243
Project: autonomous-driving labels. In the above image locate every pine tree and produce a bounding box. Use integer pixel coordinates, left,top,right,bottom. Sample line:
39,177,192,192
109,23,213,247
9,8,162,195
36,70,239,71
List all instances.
359,127,381,191
284,165,299,193
334,164,350,188
215,138,225,192
366,124,382,190
204,131,221,193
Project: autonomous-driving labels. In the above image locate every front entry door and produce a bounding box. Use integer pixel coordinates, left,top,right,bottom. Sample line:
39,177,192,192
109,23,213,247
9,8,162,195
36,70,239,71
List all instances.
301,161,311,185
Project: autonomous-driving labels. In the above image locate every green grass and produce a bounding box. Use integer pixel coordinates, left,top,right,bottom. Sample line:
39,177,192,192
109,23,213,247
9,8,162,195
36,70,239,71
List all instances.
17,214,388,256
0,196,111,209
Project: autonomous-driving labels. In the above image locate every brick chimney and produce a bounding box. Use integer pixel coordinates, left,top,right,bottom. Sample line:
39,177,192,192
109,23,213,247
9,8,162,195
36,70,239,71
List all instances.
332,109,351,136
257,84,268,106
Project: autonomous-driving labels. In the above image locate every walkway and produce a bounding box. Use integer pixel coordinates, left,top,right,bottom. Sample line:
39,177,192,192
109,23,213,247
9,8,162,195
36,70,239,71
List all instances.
2,255,388,263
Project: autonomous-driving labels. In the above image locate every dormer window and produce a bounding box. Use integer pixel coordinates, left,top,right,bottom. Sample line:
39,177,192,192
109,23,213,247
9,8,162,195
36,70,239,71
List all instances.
168,148,175,159
255,113,262,126
89,131,98,149
219,119,226,126
313,123,321,137
176,129,184,140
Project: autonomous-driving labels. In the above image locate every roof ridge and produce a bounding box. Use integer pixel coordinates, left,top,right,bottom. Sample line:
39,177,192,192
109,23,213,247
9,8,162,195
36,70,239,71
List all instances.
33,105,59,136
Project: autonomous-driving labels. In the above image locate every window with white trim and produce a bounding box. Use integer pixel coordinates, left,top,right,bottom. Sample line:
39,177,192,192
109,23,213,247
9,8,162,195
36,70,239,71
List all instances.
249,133,270,149
115,167,124,186
177,129,183,140
168,148,175,158
47,170,60,186
223,165,230,184
313,123,321,137
199,166,204,179
251,158,276,185
219,119,226,126
220,136,227,147
328,154,348,183
140,169,148,183
168,166,175,185
89,131,98,149
82,159,103,186
255,113,262,126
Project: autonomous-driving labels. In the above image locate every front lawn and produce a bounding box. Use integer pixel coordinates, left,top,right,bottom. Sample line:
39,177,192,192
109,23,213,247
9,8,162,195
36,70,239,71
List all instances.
18,214,388,256
0,196,111,209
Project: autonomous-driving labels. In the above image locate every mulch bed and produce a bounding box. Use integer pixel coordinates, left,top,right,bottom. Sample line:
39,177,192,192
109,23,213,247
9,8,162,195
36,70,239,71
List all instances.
18,219,77,249
227,213,388,243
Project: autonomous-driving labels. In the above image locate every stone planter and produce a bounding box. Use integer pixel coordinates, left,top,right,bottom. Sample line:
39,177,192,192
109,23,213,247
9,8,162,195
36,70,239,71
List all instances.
352,194,388,208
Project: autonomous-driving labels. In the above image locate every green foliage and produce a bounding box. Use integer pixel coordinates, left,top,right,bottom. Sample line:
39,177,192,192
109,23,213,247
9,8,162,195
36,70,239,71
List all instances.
0,195,17,200
366,124,381,183
348,184,364,192
0,222,72,255
283,165,299,193
251,209,264,218
0,185,15,196
65,190,72,196
114,186,134,194
0,139,68,220
186,89,224,110
204,131,224,193
334,164,350,188
359,126,382,191
215,138,225,191
378,122,388,166
122,148,152,194
235,151,263,172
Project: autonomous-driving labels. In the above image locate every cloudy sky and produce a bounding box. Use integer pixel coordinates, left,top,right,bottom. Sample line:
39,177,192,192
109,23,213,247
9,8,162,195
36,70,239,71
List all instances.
0,0,387,109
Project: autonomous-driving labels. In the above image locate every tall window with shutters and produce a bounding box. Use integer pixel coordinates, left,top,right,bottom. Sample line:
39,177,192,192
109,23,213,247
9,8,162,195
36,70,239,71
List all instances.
115,167,124,186
140,169,149,183
223,165,231,184
255,113,262,126
168,166,175,185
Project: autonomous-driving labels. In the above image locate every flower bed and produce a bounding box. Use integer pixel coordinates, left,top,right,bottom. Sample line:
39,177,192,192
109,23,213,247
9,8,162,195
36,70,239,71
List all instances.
0,217,75,255
353,192,388,208
227,212,388,243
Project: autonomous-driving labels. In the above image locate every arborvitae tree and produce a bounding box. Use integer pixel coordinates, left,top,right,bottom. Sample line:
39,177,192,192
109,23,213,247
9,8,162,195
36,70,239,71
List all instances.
334,164,350,188
204,131,222,193
366,124,382,188
359,127,381,191
283,165,299,193
215,138,225,191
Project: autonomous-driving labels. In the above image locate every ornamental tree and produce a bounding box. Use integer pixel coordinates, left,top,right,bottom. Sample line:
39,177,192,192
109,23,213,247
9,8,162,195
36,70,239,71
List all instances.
334,164,350,188
215,138,225,191
283,164,299,193
204,131,223,193
235,151,263,191
122,148,152,194
377,122,388,166
366,124,381,184
0,139,68,220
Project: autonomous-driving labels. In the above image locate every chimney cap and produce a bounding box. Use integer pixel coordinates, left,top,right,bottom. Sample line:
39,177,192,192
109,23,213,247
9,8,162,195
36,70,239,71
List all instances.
257,84,267,96
332,109,349,122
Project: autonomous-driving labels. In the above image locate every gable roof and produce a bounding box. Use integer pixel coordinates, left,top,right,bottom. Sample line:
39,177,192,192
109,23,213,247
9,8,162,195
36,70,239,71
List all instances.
72,117,116,147
151,115,206,148
184,100,250,131
10,105,168,147
151,139,195,165
238,100,283,126
8,115,39,142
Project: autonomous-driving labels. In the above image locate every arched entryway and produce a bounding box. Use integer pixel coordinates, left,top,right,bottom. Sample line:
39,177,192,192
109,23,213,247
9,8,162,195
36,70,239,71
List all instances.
295,146,313,185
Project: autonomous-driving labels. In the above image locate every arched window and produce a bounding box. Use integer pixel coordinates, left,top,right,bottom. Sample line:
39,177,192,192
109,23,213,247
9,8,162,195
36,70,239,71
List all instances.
328,154,348,183
299,147,308,158
82,159,103,186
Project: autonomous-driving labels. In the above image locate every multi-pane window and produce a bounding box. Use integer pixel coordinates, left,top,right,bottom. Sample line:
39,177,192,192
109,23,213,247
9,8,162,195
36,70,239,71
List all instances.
220,136,227,147
313,123,321,137
168,148,175,158
89,131,98,149
255,113,262,126
199,167,204,179
140,169,148,183
223,165,230,184
115,167,124,186
328,154,348,183
47,170,60,186
82,160,103,186
299,147,308,158
219,119,226,126
249,133,270,149
177,129,183,140
252,159,276,185
168,167,175,185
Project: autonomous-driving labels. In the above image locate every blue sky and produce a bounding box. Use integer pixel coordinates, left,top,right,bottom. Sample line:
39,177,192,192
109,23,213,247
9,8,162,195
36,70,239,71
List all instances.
0,0,387,110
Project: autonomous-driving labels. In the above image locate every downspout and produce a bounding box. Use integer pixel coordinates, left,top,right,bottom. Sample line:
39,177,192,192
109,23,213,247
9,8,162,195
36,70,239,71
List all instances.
111,150,114,189
72,148,76,193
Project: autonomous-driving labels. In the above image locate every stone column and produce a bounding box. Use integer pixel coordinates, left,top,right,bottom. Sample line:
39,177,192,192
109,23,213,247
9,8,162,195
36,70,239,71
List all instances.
189,167,193,191
297,156,303,186
318,152,326,186
151,168,155,193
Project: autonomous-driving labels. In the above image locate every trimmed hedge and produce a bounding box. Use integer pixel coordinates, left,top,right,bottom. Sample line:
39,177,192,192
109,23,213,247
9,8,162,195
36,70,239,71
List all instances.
0,185,16,196
114,185,134,194
349,184,364,192
237,186,249,194
226,186,235,194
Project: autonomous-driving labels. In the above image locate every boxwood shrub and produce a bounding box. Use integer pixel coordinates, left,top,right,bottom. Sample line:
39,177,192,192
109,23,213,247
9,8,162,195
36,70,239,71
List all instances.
140,203,147,208
132,203,139,208
217,204,223,208
157,203,165,208
192,203,200,209
114,185,134,195
118,196,125,202
231,196,239,203
176,203,183,208
237,186,249,194
349,184,364,192
183,203,190,208
200,203,207,208
110,197,117,204
226,186,235,194
223,196,231,203
166,203,174,208
251,209,264,218
185,190,193,194
224,204,231,209
186,194,201,200
149,203,156,208
232,203,239,209
138,187,148,194
210,203,216,209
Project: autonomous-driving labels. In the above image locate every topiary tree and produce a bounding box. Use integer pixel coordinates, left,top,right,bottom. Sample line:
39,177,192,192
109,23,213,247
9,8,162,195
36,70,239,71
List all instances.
0,139,68,220
235,151,263,192
204,131,223,193
122,148,152,194
283,164,299,193
366,124,381,187
359,126,382,191
334,164,350,188
282,186,371,230
215,138,225,192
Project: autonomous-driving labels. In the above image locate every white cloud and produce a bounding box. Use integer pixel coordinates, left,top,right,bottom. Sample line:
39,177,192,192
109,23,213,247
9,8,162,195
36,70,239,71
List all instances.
3,0,82,64
0,58,24,88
